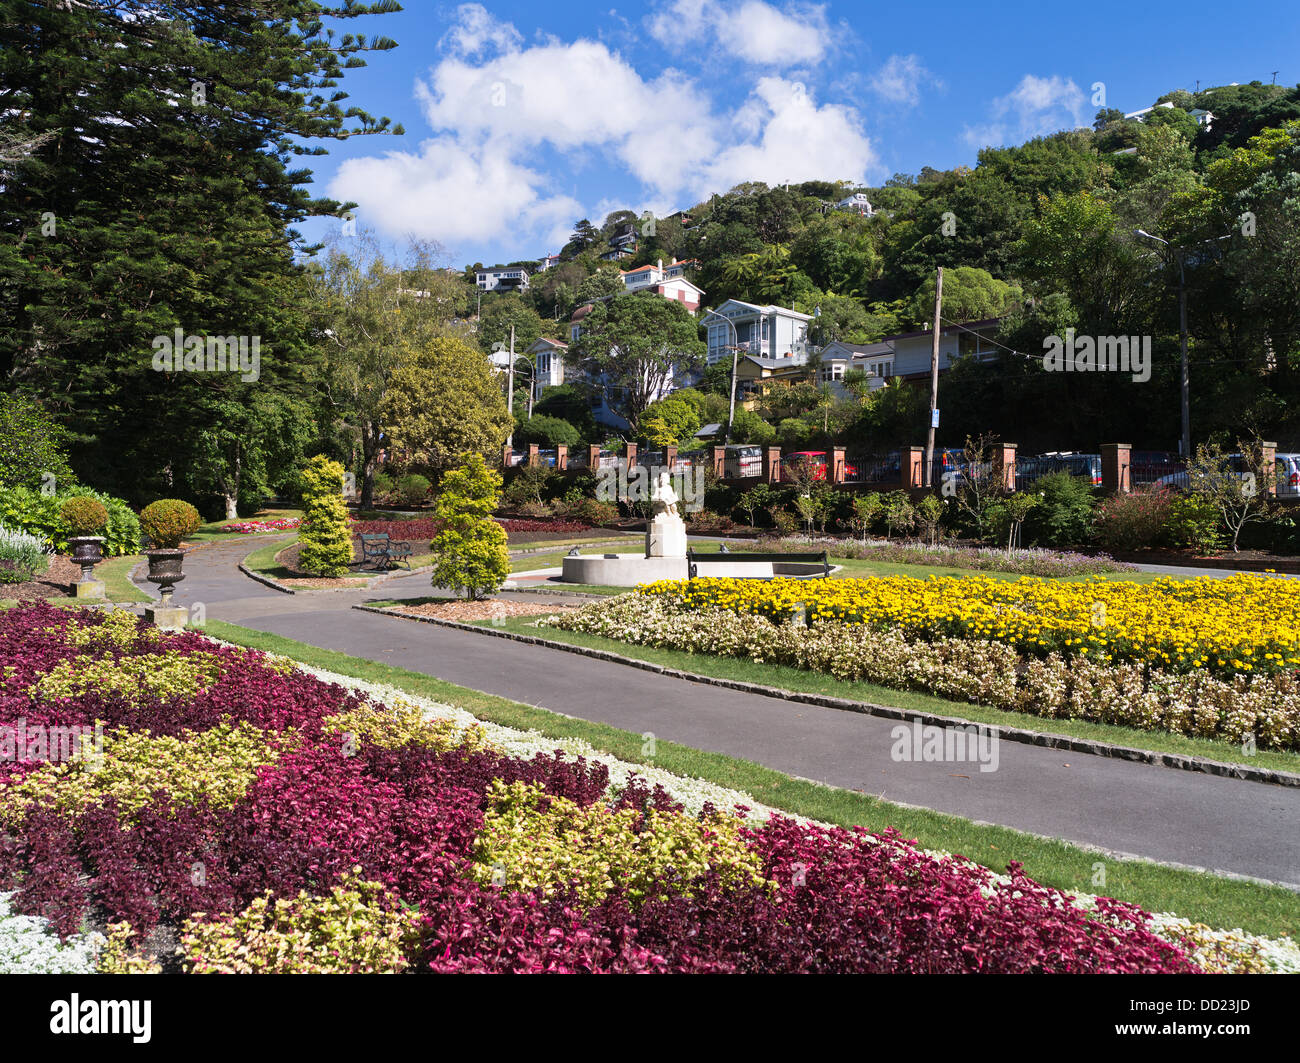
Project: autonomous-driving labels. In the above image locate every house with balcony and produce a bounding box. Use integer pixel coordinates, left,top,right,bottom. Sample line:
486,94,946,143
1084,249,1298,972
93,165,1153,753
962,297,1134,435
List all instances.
525,337,567,400
833,192,874,216
475,266,530,292
882,317,1003,381
619,259,704,314
704,299,813,367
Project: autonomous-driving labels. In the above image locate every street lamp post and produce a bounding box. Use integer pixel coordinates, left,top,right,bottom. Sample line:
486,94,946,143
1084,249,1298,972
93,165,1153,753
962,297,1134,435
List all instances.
703,308,741,443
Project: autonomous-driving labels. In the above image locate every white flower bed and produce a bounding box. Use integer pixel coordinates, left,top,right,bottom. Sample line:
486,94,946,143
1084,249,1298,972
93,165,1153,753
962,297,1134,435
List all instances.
0,893,103,974
538,595,1300,751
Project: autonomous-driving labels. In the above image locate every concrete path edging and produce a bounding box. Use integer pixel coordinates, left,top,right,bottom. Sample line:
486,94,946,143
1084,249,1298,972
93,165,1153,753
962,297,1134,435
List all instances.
353,603,1300,791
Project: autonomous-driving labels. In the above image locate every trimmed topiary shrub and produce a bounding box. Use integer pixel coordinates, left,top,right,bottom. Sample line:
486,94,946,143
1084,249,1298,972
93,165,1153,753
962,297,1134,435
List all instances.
59,496,108,537
431,453,509,600
139,499,201,549
297,456,354,576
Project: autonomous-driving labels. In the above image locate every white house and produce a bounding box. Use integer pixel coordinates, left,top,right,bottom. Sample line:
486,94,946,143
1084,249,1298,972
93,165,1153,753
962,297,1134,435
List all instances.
703,299,813,366
834,192,874,216
475,267,529,292
881,318,1002,380
1124,101,1214,129
619,259,705,314
816,340,894,395
535,252,562,271
525,337,567,400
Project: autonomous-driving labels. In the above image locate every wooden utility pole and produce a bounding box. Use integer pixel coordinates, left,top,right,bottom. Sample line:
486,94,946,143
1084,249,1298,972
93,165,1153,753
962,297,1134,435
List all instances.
923,267,943,487
506,324,515,450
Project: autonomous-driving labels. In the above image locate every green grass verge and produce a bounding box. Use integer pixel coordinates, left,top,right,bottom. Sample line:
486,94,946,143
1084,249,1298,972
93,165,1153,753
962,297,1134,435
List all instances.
97,554,150,603
199,616,1300,938
477,614,1300,777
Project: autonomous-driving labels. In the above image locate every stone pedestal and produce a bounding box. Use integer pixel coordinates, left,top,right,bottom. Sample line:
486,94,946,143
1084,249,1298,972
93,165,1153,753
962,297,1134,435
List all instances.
73,579,106,599
645,513,688,558
145,605,188,632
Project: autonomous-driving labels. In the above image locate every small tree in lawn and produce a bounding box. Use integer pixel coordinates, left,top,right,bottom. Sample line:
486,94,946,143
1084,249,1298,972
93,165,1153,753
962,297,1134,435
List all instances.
298,455,354,577
432,453,509,600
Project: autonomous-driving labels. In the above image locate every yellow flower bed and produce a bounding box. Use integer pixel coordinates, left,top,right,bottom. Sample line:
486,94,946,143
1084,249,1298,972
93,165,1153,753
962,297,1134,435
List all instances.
639,574,1300,677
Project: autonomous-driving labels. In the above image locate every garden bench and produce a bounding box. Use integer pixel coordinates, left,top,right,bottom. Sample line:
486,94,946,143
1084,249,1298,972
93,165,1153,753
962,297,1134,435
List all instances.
360,532,412,571
686,547,830,579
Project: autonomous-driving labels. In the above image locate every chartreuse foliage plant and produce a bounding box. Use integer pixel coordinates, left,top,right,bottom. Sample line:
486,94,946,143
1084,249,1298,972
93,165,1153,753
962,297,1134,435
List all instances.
431,452,509,600
139,499,200,549
296,455,354,577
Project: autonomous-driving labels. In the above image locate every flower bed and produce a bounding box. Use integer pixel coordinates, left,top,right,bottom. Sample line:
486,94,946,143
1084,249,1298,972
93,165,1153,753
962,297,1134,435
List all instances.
639,574,1300,679
745,536,1138,578
541,593,1300,751
222,518,300,534
0,603,1291,973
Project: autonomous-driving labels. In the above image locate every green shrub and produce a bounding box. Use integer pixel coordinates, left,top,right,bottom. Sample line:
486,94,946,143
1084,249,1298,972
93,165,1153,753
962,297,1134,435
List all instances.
0,485,140,555
0,524,49,583
771,508,798,537
397,473,431,506
0,393,75,491
431,453,509,600
60,496,108,537
297,456,354,576
139,499,201,549
569,497,619,525
1163,493,1224,553
1022,473,1096,547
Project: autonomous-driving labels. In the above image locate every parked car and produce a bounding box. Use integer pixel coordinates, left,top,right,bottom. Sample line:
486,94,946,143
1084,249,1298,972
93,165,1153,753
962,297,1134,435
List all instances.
1017,452,1102,489
723,444,763,478
781,451,860,482
1156,453,1300,498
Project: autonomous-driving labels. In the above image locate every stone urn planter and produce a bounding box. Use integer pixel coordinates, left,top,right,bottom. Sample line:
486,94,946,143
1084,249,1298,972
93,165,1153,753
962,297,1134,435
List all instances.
68,535,104,584
144,548,186,605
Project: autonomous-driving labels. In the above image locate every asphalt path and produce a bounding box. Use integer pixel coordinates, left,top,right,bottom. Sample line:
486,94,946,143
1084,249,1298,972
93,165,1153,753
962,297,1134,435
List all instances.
134,538,1300,886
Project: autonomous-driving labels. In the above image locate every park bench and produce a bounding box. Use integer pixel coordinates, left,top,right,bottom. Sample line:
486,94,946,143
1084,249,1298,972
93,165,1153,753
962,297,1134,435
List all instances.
686,547,830,580
360,532,413,571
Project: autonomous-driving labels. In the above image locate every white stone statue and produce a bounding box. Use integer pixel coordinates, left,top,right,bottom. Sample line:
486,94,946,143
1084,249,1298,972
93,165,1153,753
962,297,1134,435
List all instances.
646,470,688,558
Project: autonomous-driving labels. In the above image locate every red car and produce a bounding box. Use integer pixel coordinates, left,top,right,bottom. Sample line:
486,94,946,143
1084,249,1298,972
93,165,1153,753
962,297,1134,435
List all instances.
781,451,859,481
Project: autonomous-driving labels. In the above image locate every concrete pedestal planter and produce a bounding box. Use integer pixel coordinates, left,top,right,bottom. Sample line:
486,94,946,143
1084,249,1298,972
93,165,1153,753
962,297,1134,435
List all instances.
144,548,187,630
67,536,105,599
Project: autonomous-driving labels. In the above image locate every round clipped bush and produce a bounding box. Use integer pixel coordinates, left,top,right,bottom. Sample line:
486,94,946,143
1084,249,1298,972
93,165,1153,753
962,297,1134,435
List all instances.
140,499,201,549
60,496,108,537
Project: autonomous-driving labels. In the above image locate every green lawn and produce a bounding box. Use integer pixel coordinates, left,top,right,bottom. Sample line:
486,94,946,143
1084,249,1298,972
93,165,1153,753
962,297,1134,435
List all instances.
189,507,303,543
97,553,150,603
472,613,1300,777
199,617,1300,939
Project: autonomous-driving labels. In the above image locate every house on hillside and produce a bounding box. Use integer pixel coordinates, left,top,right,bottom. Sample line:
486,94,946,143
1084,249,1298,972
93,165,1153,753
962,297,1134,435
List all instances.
526,337,568,400
535,252,562,271
704,299,813,366
475,267,529,292
881,318,1003,382
834,192,874,216
619,259,705,314
816,340,894,395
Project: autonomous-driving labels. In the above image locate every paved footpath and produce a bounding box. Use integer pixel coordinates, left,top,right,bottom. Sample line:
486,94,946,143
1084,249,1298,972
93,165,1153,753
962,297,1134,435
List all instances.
135,538,1300,887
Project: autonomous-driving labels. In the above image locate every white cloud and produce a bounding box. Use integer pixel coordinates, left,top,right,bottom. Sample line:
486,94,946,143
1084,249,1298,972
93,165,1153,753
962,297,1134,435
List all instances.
869,54,938,107
648,0,831,67
329,7,875,251
962,73,1086,148
705,77,876,190
439,2,522,59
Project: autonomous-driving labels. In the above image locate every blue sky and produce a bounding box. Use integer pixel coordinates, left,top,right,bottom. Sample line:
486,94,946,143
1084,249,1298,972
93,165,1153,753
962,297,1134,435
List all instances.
299,0,1300,268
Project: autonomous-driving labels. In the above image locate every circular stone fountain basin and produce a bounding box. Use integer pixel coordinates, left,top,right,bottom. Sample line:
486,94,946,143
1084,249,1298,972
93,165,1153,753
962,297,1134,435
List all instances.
560,553,836,586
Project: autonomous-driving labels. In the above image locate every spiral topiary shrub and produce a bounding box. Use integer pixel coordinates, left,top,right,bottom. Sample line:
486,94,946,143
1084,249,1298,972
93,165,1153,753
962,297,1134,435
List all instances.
59,496,108,538
139,499,201,549
297,456,354,577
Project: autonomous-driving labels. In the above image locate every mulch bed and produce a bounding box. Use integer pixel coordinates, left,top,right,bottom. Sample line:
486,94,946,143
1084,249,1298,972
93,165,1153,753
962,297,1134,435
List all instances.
0,555,84,600
391,598,573,622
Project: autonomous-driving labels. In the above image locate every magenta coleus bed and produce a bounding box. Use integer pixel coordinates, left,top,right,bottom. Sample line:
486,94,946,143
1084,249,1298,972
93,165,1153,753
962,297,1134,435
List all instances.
0,602,1199,973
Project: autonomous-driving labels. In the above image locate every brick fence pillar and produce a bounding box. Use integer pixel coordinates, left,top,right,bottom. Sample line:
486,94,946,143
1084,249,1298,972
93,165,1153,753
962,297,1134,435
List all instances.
527,443,539,466
624,442,638,471
665,445,677,471
831,445,847,484
588,444,601,470
1261,441,1278,496
764,446,782,483
992,442,1017,492
556,444,568,471
711,445,727,478
904,446,925,489
1101,443,1131,494
502,443,512,468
